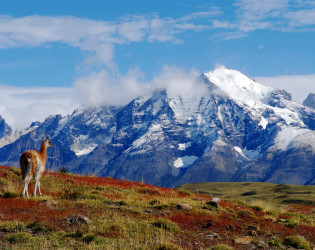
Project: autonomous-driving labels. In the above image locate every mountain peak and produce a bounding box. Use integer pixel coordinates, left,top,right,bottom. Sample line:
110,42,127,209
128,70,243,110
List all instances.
204,67,273,107
303,93,315,109
0,115,12,139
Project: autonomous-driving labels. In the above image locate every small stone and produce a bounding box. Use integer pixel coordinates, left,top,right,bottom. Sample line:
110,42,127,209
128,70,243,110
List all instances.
176,203,192,211
207,197,220,208
44,200,58,207
68,215,91,225
277,219,286,223
258,240,265,246
234,236,254,245
226,225,235,231
202,221,213,228
248,230,257,236
206,233,219,238
212,197,220,203
247,225,258,231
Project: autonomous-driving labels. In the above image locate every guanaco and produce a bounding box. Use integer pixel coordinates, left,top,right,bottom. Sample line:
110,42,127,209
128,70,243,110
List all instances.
20,137,53,197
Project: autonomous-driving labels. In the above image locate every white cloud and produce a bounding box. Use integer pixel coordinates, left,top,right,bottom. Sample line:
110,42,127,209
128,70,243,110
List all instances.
0,85,77,130
73,66,209,108
213,0,315,40
180,10,222,21
255,74,315,103
152,66,208,98
73,68,152,107
284,9,315,27
118,17,148,42
0,13,213,69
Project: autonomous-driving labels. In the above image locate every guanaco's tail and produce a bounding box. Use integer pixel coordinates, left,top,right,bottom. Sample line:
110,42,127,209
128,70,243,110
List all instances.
20,152,32,180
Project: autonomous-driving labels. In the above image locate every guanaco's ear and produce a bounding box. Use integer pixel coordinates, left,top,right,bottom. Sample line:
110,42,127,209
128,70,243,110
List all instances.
43,136,46,140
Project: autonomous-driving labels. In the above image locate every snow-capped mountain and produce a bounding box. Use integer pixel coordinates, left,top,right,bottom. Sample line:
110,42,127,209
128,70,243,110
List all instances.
1,66,315,187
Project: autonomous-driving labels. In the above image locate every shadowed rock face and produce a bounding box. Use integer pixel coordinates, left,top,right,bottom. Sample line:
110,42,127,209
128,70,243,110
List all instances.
1,67,315,187
0,115,12,139
303,93,315,109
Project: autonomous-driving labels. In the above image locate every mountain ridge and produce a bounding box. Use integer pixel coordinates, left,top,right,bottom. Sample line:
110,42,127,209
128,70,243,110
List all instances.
1,67,315,187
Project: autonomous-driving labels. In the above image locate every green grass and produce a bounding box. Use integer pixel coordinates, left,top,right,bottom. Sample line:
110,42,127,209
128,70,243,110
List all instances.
179,182,315,207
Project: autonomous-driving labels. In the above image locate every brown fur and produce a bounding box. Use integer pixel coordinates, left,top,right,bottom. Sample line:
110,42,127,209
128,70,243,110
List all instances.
20,137,52,197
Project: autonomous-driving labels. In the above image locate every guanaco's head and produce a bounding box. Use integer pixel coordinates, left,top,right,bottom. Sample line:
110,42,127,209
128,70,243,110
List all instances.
42,136,53,148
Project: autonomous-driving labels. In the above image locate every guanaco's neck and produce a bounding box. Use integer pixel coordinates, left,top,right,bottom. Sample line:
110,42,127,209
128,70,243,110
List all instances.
40,142,47,158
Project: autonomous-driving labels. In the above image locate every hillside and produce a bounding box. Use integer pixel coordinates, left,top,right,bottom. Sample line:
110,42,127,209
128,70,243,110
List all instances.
179,182,315,207
0,166,314,249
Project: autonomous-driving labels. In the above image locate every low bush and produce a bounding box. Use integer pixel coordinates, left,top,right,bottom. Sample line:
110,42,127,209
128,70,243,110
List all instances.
65,229,84,238
286,219,298,229
157,242,181,250
60,187,84,201
208,244,234,250
58,166,68,174
82,233,97,243
149,199,160,205
103,224,126,238
268,237,283,248
0,177,8,185
178,190,191,196
241,191,257,196
27,221,52,233
0,221,26,232
152,218,180,233
8,167,22,176
283,235,311,250
6,232,33,244
236,209,255,217
3,191,19,198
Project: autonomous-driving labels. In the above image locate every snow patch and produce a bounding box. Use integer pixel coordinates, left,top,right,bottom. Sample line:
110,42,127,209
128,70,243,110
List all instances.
291,131,315,152
152,98,163,115
243,148,260,159
71,144,97,156
271,107,304,126
234,146,260,160
234,146,246,158
275,127,310,150
259,117,268,129
178,142,191,150
174,155,199,168
168,96,203,123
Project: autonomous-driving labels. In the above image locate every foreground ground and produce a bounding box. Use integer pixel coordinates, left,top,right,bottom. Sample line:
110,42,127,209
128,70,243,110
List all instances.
0,166,314,249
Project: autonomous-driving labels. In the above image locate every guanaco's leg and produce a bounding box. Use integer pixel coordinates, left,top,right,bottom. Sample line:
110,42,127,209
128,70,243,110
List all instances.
34,178,42,196
22,162,32,198
23,175,32,197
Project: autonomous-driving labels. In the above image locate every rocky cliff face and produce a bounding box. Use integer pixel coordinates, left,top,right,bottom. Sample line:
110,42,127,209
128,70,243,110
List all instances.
0,115,12,139
0,67,315,187
303,93,315,109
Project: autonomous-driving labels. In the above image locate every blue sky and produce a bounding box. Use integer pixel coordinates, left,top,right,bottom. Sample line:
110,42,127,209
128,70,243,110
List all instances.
1,0,315,129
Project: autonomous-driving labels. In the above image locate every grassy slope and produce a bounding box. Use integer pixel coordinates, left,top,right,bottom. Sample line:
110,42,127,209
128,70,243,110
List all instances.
0,165,313,249
179,182,315,207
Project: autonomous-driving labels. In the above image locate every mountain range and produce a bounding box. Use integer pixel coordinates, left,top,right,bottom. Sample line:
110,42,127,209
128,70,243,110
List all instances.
1,66,315,187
